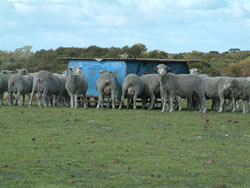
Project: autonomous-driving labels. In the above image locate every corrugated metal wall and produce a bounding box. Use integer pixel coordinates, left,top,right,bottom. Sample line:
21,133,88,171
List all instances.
68,60,126,97
68,60,189,97
126,61,189,75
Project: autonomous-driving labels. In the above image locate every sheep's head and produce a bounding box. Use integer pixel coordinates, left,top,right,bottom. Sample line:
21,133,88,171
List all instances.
154,64,170,76
70,66,82,75
1,70,13,74
189,68,200,75
223,79,239,91
17,69,29,75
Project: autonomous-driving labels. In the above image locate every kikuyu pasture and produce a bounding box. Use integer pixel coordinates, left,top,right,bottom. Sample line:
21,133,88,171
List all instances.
0,61,250,187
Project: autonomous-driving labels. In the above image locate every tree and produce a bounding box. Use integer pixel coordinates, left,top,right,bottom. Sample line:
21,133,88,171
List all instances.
223,57,250,77
105,47,122,58
146,50,168,59
147,50,159,58
127,43,147,58
14,45,33,58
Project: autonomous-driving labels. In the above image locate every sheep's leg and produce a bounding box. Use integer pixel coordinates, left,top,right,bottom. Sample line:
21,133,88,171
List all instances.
21,94,25,106
236,100,240,110
0,93,3,106
148,94,155,110
111,90,115,109
199,94,207,113
83,94,87,108
74,95,78,108
232,98,236,112
96,96,100,109
188,96,193,110
96,92,103,109
161,92,167,112
176,96,182,112
42,88,49,107
29,90,35,107
169,95,174,112
242,100,248,113
246,100,249,113
67,90,74,108
16,92,21,106
127,97,130,109
186,97,190,110
118,95,124,110
27,93,31,105
225,99,232,111
47,96,51,106
101,95,104,108
37,92,42,107
14,93,19,106
167,95,171,111
70,95,74,108
141,97,146,109
107,96,110,108
211,99,218,111
133,94,137,109
8,91,13,106
54,95,60,106
218,94,224,113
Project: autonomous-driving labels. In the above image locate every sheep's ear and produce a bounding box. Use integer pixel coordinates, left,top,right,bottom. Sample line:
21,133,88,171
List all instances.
69,68,72,70
167,66,171,72
162,64,167,68
99,69,106,74
154,66,158,70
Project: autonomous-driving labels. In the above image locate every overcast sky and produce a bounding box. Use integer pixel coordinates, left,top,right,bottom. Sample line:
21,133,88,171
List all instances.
1,0,250,53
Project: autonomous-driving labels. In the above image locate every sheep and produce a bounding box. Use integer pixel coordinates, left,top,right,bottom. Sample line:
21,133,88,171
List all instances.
119,74,144,109
8,73,33,106
201,76,239,112
155,64,206,113
0,69,28,106
53,71,70,106
140,74,161,110
29,70,63,107
234,77,250,113
65,66,88,108
96,70,120,109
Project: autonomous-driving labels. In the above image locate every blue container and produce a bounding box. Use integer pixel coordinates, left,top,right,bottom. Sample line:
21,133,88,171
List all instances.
66,58,190,98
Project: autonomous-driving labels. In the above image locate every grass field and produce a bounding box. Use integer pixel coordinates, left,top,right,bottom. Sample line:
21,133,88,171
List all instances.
0,105,250,188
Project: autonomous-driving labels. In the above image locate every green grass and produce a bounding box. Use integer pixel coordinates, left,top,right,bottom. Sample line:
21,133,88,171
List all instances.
0,105,250,188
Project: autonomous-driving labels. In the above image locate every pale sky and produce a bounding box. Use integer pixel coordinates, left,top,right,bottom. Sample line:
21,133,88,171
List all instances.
1,0,250,53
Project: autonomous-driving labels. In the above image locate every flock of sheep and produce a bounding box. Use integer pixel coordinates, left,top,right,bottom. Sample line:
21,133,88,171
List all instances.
0,64,249,113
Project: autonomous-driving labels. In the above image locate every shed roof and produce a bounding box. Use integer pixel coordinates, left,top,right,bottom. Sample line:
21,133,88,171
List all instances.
60,57,200,63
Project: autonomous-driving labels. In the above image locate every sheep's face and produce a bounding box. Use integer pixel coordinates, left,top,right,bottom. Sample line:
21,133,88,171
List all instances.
189,68,199,75
1,70,13,74
223,79,238,91
17,69,29,75
70,66,82,75
155,64,168,76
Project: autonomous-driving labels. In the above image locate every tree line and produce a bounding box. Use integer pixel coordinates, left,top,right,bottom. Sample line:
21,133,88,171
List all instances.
0,44,250,77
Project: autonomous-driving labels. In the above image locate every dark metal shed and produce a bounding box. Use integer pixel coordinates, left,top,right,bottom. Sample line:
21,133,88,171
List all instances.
61,57,196,98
